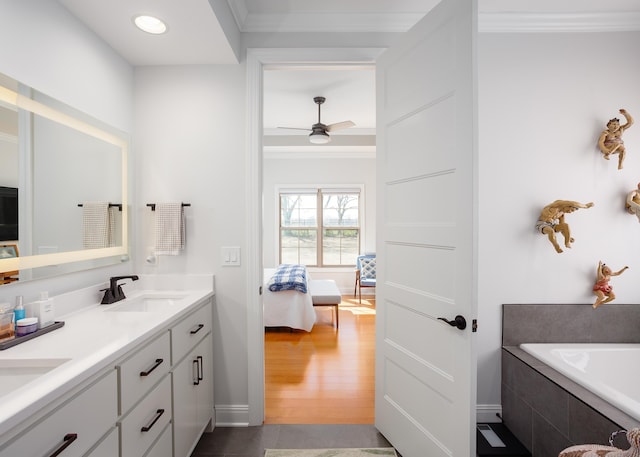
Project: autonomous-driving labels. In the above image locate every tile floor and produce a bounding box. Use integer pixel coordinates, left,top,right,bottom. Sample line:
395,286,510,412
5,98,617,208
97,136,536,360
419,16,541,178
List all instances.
191,424,395,457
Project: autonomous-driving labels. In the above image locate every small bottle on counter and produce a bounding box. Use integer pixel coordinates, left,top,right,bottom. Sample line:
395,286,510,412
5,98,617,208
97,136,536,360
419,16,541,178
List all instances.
30,292,55,329
13,296,25,322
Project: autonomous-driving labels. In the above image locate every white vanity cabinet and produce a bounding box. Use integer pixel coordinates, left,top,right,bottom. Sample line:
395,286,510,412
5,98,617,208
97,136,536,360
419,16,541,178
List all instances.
0,370,117,457
0,287,215,457
171,303,214,457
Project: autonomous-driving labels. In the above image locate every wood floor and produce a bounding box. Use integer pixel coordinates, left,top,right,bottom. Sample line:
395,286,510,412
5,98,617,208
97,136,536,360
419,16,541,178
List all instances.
264,296,376,424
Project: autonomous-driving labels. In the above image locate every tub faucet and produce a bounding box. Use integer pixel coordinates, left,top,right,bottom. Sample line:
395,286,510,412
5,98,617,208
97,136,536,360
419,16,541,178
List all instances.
101,275,139,304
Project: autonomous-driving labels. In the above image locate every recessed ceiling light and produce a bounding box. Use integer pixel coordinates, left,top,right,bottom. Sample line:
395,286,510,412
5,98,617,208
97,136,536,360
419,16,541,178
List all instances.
133,15,167,35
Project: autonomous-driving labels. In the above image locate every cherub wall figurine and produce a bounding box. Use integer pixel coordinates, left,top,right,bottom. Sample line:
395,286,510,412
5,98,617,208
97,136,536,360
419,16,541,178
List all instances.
626,182,640,223
593,261,628,309
536,200,594,253
598,108,634,170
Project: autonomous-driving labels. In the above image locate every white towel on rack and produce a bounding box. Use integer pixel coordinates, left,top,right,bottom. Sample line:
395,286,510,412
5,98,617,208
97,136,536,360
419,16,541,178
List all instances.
154,203,185,255
82,202,115,249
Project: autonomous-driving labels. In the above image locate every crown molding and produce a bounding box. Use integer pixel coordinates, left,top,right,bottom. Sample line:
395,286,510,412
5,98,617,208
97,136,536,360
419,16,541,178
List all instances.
479,11,640,33
228,0,640,35
237,11,425,33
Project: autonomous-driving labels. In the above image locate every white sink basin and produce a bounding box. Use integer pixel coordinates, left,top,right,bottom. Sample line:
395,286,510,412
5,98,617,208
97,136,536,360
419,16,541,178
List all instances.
0,358,71,393
103,293,188,312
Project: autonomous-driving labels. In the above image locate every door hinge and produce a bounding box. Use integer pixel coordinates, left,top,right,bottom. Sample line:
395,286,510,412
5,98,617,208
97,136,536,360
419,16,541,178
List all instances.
472,319,478,332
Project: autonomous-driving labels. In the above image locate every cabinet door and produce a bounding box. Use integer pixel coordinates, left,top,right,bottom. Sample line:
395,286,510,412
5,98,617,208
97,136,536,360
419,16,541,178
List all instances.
196,334,214,430
172,333,213,457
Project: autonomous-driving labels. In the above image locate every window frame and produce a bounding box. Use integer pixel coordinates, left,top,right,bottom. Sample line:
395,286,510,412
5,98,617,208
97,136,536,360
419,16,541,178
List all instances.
277,186,363,268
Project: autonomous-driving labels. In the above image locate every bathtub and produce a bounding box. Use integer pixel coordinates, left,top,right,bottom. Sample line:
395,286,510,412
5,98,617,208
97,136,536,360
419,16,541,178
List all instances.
520,343,640,422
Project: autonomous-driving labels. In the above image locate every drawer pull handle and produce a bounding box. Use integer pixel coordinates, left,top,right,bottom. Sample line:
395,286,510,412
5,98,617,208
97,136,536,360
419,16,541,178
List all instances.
139,358,164,377
190,324,204,334
141,409,165,432
193,359,200,385
197,355,204,381
49,433,78,457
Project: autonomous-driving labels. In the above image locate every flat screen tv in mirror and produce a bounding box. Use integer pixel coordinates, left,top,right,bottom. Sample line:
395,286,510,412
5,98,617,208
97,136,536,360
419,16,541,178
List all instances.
0,186,18,242
0,74,129,283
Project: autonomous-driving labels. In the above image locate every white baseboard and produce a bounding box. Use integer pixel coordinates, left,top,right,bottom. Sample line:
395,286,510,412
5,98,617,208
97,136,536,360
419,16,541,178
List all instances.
215,403,502,427
476,404,502,423
214,404,249,427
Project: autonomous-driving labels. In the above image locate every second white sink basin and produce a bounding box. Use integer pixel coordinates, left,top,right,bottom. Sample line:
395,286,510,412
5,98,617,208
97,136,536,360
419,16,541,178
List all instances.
0,358,71,394
103,293,188,312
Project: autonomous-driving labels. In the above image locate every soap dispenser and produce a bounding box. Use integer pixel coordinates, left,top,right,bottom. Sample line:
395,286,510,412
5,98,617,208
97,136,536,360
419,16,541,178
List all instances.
31,292,55,328
13,296,25,322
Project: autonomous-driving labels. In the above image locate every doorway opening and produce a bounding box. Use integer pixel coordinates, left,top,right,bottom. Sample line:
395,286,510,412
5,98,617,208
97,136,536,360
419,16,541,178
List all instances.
261,63,377,424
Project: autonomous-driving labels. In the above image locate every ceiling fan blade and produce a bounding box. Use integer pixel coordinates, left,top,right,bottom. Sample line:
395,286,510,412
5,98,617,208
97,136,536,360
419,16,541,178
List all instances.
277,126,312,132
326,120,355,132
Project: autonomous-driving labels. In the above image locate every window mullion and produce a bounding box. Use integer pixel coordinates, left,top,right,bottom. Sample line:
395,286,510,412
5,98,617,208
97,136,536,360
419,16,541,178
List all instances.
317,189,323,267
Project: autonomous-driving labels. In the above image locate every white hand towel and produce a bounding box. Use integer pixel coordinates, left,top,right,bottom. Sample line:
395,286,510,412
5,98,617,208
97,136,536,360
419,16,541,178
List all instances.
82,201,113,249
154,203,185,255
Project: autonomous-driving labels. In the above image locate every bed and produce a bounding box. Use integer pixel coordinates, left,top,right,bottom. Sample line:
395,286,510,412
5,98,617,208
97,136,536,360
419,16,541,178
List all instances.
263,266,316,331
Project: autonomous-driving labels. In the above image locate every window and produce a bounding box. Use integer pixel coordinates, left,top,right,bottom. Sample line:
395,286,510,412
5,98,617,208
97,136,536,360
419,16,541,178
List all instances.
280,189,360,267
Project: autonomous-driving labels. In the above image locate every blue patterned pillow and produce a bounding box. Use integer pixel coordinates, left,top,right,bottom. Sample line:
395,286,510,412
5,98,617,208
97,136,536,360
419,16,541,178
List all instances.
360,258,376,279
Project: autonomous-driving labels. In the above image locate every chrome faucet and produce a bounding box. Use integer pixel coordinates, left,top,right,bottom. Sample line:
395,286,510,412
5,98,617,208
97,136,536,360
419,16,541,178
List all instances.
101,275,139,304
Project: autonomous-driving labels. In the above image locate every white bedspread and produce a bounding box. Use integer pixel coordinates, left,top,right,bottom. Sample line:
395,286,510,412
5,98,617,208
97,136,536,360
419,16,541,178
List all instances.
263,268,316,331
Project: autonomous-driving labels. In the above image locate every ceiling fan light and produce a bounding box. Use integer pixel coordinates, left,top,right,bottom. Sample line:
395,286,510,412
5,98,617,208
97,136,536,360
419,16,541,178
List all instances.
309,131,331,144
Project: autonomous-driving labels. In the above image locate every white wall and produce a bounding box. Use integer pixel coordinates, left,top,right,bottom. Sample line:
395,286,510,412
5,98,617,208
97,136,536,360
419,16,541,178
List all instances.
263,154,376,293
477,31,640,413
0,0,134,301
5,1,638,424
133,65,248,418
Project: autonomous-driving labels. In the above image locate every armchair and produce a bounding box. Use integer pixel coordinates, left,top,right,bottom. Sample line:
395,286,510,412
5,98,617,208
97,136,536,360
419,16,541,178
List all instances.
354,254,376,303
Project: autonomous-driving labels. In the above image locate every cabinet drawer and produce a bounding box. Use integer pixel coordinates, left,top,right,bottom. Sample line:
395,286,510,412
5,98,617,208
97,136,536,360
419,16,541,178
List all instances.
171,303,211,363
86,427,118,457
119,331,170,414
120,374,172,457
142,423,172,457
0,370,117,457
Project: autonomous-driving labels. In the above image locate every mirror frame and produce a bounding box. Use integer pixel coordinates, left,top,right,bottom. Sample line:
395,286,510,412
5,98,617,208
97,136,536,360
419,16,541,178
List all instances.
0,85,128,273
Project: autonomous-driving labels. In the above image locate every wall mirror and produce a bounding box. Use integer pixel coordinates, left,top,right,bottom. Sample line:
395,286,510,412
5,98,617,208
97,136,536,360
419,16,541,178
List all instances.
0,72,128,285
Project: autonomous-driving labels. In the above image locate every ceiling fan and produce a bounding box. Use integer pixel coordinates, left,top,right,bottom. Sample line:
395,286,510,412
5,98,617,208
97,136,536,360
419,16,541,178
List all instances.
279,96,355,144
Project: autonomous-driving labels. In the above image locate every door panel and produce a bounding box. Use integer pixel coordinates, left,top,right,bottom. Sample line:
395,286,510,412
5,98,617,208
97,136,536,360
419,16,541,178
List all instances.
375,0,477,455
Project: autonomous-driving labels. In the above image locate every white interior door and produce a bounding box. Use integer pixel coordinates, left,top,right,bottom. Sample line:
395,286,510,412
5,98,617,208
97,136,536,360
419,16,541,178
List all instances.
374,0,477,456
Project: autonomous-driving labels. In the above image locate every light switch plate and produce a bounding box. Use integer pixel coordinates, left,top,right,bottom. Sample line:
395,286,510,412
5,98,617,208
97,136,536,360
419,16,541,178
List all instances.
221,246,241,266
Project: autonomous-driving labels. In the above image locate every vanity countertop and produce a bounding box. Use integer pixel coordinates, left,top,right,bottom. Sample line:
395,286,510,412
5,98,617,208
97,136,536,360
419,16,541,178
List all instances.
0,275,214,438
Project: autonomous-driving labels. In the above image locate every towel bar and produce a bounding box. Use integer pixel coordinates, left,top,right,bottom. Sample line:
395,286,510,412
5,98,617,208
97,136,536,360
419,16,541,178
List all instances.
147,203,191,211
77,203,122,211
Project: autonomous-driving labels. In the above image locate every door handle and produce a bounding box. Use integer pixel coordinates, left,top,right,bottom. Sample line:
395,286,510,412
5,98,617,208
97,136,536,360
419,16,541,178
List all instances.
437,315,467,330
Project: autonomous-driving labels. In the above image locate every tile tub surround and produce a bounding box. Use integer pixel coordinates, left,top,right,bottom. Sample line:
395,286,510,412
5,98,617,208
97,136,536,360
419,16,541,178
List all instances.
501,304,640,456
502,304,640,346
